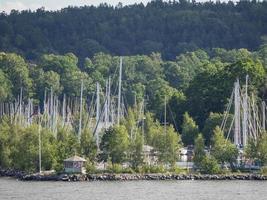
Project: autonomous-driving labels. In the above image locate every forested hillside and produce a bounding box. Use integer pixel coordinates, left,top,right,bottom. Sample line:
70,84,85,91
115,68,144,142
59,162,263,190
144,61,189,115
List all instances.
0,0,267,60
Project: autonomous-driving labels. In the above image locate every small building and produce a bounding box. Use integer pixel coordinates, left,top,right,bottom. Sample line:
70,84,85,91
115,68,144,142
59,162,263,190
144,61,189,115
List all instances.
143,145,158,165
179,146,194,162
64,155,87,174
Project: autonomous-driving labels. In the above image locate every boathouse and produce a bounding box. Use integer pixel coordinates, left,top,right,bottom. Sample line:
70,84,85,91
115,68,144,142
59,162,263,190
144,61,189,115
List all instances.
64,155,87,174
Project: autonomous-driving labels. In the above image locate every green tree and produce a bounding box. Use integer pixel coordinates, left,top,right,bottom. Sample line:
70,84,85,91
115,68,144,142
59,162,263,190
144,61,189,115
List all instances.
144,112,160,146
200,156,221,174
193,134,206,168
164,126,181,166
80,129,97,162
129,132,144,169
202,112,233,145
11,125,39,172
0,69,12,101
0,117,15,168
0,52,32,98
153,125,181,166
211,126,238,168
245,133,267,166
40,129,58,171
181,112,199,145
100,125,130,164
40,53,79,74
55,128,80,171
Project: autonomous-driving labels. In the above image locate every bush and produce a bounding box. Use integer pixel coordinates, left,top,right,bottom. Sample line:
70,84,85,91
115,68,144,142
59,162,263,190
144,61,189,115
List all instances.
169,166,186,174
54,163,64,173
138,164,166,173
107,163,122,173
86,162,97,174
105,163,134,173
200,156,221,174
260,166,267,175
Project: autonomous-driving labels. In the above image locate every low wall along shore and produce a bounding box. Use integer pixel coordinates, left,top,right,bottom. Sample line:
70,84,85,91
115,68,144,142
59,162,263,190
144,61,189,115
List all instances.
1,168,267,181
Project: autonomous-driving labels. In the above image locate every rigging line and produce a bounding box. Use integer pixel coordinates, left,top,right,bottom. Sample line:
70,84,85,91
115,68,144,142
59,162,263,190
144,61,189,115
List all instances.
83,91,96,131
247,100,257,140
93,57,121,136
122,93,129,118
167,103,178,131
248,114,257,140
221,88,234,131
226,115,235,141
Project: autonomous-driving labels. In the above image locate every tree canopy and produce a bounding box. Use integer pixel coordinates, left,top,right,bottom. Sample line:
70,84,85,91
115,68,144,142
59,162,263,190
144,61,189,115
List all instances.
0,1,267,60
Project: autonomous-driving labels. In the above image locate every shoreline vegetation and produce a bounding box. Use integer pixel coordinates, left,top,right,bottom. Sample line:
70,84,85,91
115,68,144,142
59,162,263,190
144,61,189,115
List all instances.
1,168,267,181
1,49,267,177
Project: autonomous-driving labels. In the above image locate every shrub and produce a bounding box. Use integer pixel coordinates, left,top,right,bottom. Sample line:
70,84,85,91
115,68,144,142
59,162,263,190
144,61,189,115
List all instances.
169,166,185,174
200,156,221,174
260,166,267,175
86,162,97,174
138,164,166,173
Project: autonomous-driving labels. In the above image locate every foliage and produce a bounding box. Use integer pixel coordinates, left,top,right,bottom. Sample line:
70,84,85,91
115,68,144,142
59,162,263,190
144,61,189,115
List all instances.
211,126,238,168
152,124,181,166
1,2,267,60
193,134,206,168
181,112,199,145
202,112,233,145
0,52,32,99
129,132,144,169
80,129,98,162
85,161,97,174
1,9,267,173
245,133,267,166
139,164,166,174
100,125,130,164
200,156,221,174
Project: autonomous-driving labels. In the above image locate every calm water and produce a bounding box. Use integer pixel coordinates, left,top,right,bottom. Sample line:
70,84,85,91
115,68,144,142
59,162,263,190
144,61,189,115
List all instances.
0,177,267,200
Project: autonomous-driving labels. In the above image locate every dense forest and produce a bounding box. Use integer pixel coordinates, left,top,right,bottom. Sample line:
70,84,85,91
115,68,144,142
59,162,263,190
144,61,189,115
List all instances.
0,0,267,61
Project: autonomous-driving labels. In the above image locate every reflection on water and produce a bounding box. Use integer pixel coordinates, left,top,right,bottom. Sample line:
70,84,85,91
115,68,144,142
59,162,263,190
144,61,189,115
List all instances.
0,177,267,200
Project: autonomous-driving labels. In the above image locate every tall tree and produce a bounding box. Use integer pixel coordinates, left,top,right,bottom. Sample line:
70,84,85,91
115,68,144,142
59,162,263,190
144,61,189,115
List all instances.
100,125,130,164
181,112,199,145
211,126,238,168
193,133,206,168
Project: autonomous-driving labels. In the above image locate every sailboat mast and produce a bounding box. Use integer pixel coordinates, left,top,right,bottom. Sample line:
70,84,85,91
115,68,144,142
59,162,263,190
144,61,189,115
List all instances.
234,80,241,146
96,82,100,149
38,107,42,173
19,87,23,125
263,101,266,132
117,57,122,125
78,80,84,141
142,98,145,136
62,94,66,127
108,77,111,124
164,95,167,135
243,75,248,146
50,88,53,131
96,82,100,122
105,79,108,128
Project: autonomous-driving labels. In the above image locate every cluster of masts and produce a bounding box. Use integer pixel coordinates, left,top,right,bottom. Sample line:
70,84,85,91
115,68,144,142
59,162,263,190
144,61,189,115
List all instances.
221,75,266,148
0,57,131,149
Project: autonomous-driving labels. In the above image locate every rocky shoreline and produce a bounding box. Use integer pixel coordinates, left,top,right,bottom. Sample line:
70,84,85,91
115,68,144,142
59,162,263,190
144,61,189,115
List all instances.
1,168,267,181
